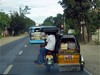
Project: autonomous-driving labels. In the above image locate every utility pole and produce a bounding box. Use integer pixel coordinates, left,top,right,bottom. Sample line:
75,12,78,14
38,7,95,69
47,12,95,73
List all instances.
80,20,85,43
64,15,66,33
97,9,100,43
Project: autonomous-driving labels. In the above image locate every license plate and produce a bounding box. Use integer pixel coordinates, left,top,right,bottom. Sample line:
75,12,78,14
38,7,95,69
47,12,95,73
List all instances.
64,55,73,60
48,60,52,64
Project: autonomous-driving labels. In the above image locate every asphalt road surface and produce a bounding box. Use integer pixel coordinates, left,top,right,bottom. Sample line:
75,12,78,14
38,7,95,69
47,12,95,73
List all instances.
0,36,90,75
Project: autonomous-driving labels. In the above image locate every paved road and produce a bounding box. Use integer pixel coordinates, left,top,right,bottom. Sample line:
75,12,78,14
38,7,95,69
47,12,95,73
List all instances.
0,37,90,75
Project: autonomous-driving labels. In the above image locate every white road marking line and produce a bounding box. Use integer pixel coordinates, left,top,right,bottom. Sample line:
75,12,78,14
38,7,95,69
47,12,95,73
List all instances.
3,65,13,74
19,51,23,55
84,68,93,75
24,45,27,47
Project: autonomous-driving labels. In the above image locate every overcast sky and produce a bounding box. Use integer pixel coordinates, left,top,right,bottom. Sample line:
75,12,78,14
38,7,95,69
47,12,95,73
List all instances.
0,0,63,24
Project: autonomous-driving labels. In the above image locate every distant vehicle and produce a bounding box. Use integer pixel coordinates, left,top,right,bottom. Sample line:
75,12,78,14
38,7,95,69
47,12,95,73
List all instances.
29,26,58,44
29,26,45,44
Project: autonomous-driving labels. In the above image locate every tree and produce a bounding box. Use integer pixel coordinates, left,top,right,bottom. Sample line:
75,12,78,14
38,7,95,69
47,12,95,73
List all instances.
43,16,54,26
19,6,31,17
43,13,64,28
0,6,35,36
24,17,36,31
0,12,11,34
9,6,35,36
53,13,64,28
10,11,35,36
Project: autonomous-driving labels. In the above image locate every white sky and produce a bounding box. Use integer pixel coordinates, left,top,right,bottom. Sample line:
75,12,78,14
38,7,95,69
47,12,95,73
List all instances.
0,0,63,24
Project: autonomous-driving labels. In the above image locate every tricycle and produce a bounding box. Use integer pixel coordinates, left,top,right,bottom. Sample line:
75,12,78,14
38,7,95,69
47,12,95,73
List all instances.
57,34,84,71
36,26,60,71
35,26,84,72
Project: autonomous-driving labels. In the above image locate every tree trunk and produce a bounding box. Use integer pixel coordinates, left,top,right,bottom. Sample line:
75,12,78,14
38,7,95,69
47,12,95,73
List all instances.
88,30,92,42
83,25,88,44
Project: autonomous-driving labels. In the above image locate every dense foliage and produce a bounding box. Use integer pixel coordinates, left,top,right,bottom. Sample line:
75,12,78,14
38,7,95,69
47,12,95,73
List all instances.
0,12,11,34
42,13,64,28
10,12,35,35
59,0,100,43
0,6,36,36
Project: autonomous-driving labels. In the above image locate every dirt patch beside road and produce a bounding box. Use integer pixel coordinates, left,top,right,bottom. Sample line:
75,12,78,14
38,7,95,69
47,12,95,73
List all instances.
81,44,100,75
0,35,27,46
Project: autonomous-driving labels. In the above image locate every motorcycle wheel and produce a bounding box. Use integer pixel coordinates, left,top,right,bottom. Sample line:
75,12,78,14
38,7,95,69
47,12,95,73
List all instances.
46,65,51,71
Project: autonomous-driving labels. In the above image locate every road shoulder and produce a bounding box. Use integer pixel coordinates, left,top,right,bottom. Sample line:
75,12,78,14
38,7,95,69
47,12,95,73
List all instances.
81,44,100,75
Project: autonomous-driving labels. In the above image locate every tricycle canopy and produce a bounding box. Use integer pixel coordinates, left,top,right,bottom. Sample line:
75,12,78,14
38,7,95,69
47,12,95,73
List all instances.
40,26,58,33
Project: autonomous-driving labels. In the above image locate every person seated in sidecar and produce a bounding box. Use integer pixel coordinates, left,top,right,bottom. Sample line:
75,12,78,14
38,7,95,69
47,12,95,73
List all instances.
35,32,56,66
68,41,76,49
